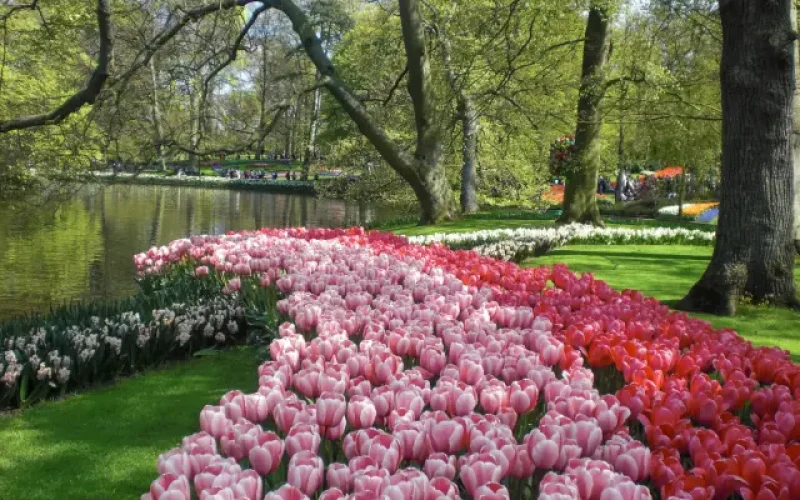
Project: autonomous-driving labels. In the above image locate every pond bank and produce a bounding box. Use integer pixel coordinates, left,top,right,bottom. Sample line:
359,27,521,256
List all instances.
89,172,318,195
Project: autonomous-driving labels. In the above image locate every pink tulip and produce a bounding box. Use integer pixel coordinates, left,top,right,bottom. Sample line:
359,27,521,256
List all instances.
366,434,402,474
274,401,306,434
423,453,456,480
316,392,347,427
326,463,352,493
287,451,324,496
459,453,505,496
420,347,446,376
148,473,191,500
187,445,221,478
200,405,232,439
193,462,241,495
428,419,467,454
195,266,209,277
394,421,431,462
424,477,460,499
232,470,262,500
353,468,390,495
479,380,509,414
157,449,191,478
395,388,426,419
263,484,310,500
473,482,510,500
182,432,217,454
527,430,561,470
509,380,539,415
248,431,284,476
285,423,321,457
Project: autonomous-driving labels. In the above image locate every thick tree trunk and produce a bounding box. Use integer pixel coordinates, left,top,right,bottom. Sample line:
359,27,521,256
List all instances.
678,0,798,315
302,70,322,180
460,98,479,214
557,6,609,227
793,0,800,254
149,57,166,171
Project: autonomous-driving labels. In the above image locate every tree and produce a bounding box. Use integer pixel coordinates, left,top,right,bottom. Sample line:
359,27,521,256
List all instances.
794,0,800,255
557,3,612,226
267,0,458,223
677,0,798,315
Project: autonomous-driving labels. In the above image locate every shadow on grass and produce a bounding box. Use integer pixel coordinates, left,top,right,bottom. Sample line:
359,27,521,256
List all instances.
550,248,712,262
0,348,258,500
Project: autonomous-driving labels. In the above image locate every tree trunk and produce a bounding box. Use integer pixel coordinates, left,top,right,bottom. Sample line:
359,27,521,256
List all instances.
268,0,456,224
149,57,166,171
793,0,800,254
460,97,479,214
256,39,269,161
302,70,322,180
557,6,609,227
678,0,798,315
188,84,200,170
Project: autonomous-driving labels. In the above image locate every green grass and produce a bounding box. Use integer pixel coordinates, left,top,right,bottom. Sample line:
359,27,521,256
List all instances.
0,348,258,500
528,245,800,358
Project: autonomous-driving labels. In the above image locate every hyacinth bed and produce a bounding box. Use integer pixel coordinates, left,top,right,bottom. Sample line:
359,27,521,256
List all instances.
408,224,715,263
137,227,800,500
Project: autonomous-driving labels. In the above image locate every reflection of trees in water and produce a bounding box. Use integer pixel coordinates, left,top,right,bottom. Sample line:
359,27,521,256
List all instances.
0,184,391,320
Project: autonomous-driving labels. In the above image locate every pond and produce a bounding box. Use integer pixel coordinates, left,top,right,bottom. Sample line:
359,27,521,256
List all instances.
0,184,396,320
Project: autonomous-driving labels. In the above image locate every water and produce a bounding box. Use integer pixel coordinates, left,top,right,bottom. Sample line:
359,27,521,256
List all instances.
0,184,395,320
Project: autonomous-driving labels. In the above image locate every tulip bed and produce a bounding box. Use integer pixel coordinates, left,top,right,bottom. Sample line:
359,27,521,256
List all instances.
138,227,800,500
408,225,715,263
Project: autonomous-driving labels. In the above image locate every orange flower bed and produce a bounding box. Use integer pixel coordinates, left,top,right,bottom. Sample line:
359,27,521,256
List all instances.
682,202,718,217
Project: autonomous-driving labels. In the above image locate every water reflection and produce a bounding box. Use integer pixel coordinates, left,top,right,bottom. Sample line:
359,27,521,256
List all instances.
0,184,392,320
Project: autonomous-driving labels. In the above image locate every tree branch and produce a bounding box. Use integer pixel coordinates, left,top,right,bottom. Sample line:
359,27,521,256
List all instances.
203,3,269,95
166,102,289,156
264,0,418,181
0,0,39,23
0,0,112,133
383,63,408,105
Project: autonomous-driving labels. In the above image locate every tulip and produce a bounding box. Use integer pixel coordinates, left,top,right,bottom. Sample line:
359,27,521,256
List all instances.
316,392,347,427
459,453,504,496
346,396,377,430
285,423,321,457
263,484,310,500
287,451,324,497
428,419,467,454
148,473,191,500
473,482,510,500
326,463,352,493
366,434,402,474
353,469,390,495
423,452,457,480
248,431,284,476
200,405,232,439
157,449,191,478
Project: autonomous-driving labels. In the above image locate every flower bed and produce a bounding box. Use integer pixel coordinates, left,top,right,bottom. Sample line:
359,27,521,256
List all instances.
0,270,246,409
139,227,800,500
408,224,715,262
657,203,719,219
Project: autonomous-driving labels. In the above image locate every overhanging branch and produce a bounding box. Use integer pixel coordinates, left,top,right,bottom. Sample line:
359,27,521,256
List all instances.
0,0,112,133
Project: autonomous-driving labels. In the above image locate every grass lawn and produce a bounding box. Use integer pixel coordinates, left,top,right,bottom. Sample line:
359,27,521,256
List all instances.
0,348,258,500
529,245,800,359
